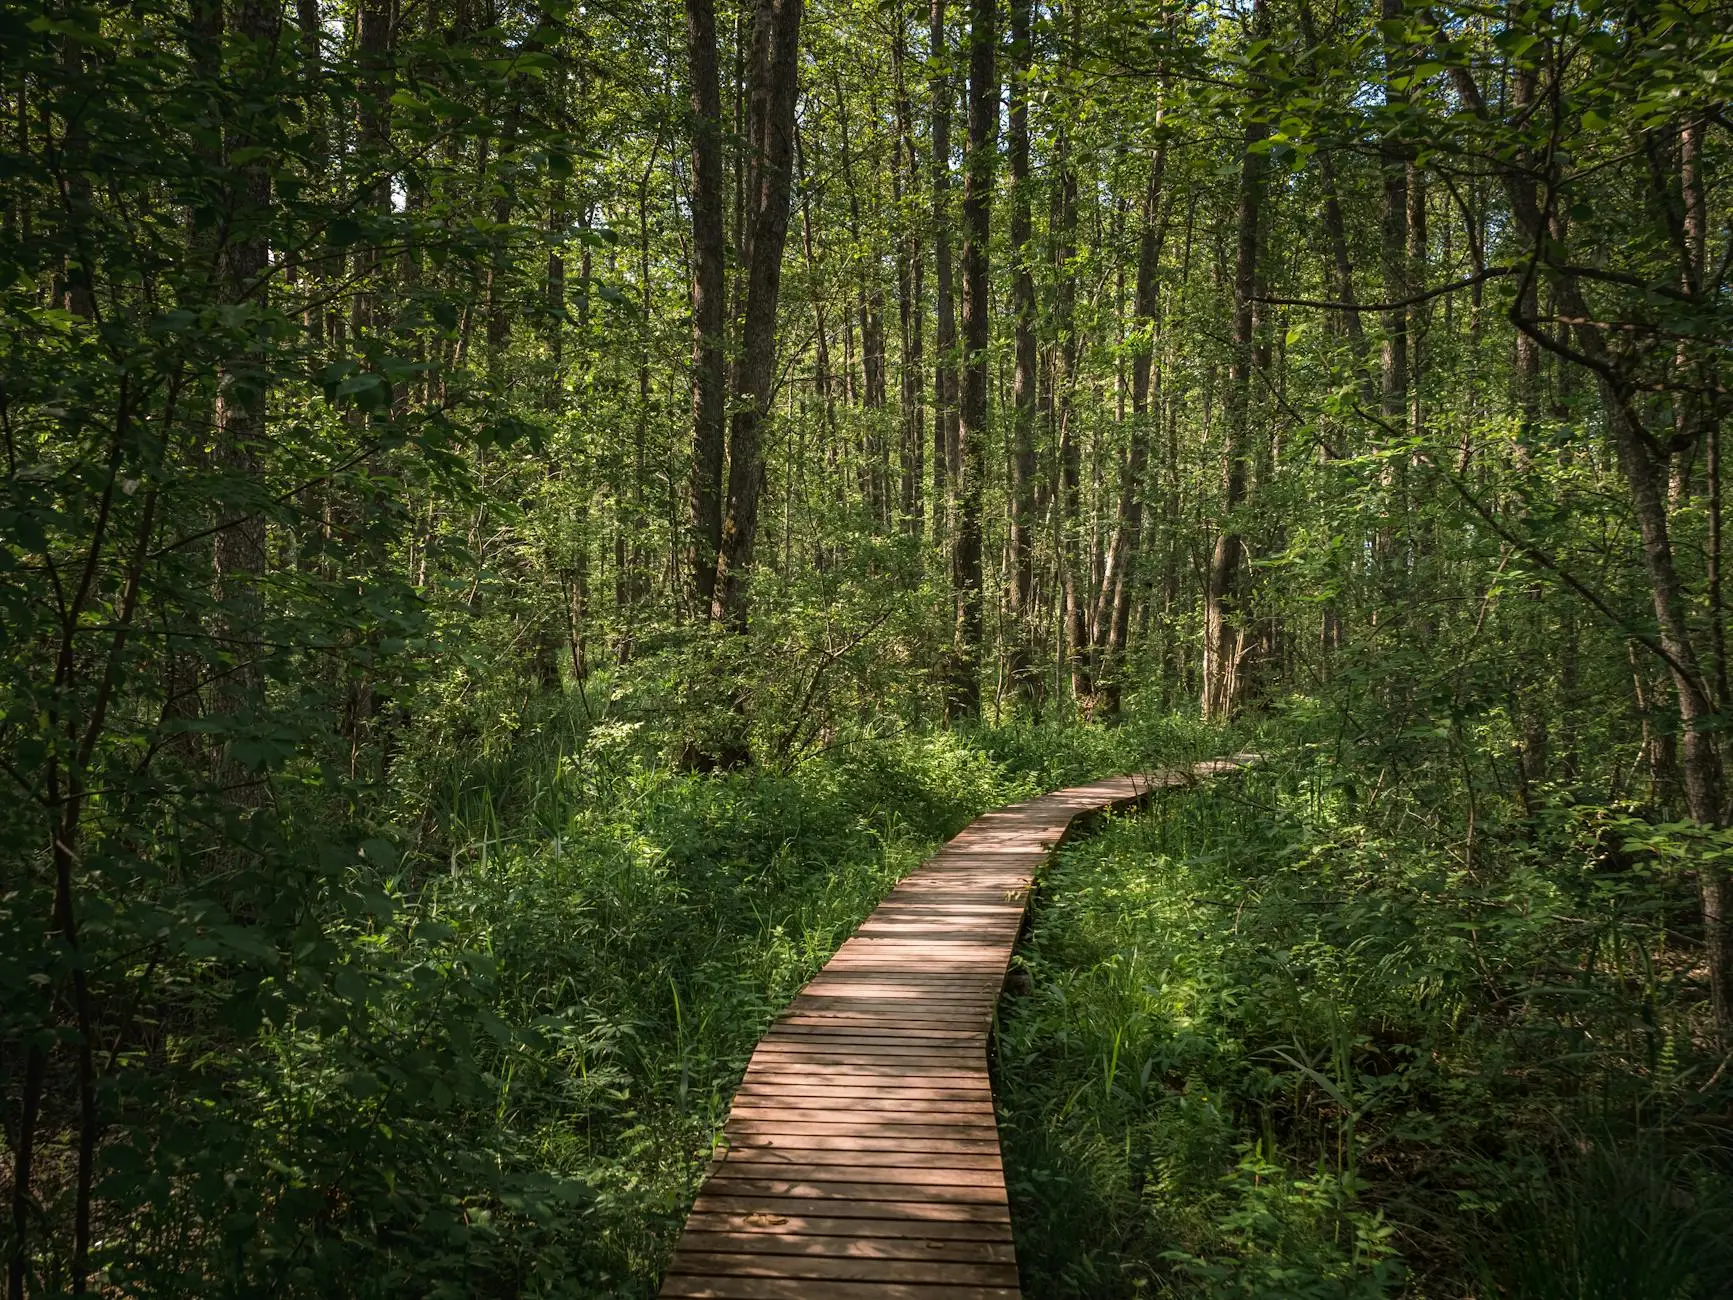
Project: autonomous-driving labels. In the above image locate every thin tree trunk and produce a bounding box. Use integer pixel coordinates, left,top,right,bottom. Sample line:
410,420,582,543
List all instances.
832,76,890,529
930,0,957,542
214,0,287,787
796,127,841,533
1202,5,1267,719
1053,129,1088,705
1319,154,1370,383
1451,59,1731,1024
713,0,804,628
1095,142,1168,717
949,0,995,720
1510,53,1549,790
1006,0,1038,707
685,0,727,612
1375,0,1408,574
892,17,925,538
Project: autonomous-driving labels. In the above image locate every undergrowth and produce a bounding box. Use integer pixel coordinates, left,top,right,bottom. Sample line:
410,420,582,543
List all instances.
995,733,1733,1298
204,694,1211,1296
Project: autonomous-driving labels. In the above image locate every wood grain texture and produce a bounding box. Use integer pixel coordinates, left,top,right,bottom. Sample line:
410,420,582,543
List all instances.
658,760,1250,1297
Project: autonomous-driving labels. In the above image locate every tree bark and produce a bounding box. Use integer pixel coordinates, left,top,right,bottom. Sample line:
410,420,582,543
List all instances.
685,0,726,612
833,76,890,529
1375,0,1408,574
1094,143,1168,717
1054,131,1088,705
1006,0,1038,707
948,0,995,719
1201,19,1266,720
1448,56,1732,1026
930,0,957,541
1510,52,1549,792
892,16,925,538
1318,153,1370,385
712,0,804,628
212,0,284,794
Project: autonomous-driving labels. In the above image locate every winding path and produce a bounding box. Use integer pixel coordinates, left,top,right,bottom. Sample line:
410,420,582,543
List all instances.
658,758,1251,1299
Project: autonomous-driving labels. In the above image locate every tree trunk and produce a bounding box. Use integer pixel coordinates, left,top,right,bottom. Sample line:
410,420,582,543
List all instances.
685,0,726,612
1006,0,1038,708
1448,59,1733,1027
1375,0,1408,573
796,127,841,550
213,0,285,793
712,0,804,628
892,18,925,538
1201,19,1266,720
1054,132,1088,706
1510,54,1549,791
1318,154,1370,382
930,0,957,542
1095,143,1168,717
948,0,995,720
833,75,890,530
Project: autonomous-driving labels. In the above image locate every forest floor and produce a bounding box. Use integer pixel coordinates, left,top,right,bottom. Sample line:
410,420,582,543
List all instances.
387,692,1216,1293
374,694,1733,1297
995,761,1733,1299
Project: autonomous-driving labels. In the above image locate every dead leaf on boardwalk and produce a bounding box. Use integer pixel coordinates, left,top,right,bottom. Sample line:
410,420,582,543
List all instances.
743,1212,788,1229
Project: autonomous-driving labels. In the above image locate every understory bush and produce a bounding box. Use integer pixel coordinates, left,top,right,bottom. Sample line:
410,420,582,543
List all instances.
995,723,1733,1299
9,683,1197,1297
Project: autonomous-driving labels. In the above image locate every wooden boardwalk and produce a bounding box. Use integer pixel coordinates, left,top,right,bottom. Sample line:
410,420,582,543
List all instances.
659,759,1249,1299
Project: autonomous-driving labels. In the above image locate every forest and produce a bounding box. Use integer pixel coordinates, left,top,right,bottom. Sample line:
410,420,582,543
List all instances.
3,0,1733,1294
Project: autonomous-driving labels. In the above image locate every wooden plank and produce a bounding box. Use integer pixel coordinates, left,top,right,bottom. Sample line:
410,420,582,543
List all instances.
737,1068,990,1085
763,1030,986,1043
770,1021,988,1035
660,1278,1019,1300
682,1211,1013,1241
751,1049,986,1062
753,1039,985,1056
733,1079,992,1098
747,1053,985,1069
740,1061,987,1079
666,1250,1019,1285
782,996,991,1007
729,1107,997,1126
716,1149,1004,1172
733,1082,993,1100
731,1101,994,1116
675,1230,1016,1263
703,1171,1005,1192
738,1074,998,1095
765,1029,987,1045
696,1176,1007,1205
733,1081,994,1101
690,1193,1012,1223
723,1121,1001,1141
723,1134,1003,1154
727,1105,995,1122
731,1102,998,1123
657,763,1249,1297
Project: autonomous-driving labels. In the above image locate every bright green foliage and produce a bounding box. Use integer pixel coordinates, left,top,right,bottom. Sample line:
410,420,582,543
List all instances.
997,729,1733,1297
5,0,1733,1293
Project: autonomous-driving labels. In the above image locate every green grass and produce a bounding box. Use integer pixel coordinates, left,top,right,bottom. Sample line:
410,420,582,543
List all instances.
238,702,1221,1295
375,727,1020,1292
993,759,1733,1299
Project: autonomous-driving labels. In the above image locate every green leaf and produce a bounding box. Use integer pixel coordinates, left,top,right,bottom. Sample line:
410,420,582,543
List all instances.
335,373,385,396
